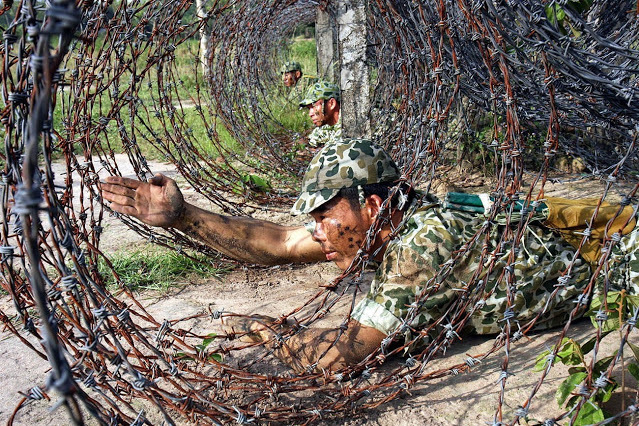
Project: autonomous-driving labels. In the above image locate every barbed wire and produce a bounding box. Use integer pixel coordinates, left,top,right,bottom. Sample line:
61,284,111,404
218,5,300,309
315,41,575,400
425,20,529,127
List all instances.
1,0,638,424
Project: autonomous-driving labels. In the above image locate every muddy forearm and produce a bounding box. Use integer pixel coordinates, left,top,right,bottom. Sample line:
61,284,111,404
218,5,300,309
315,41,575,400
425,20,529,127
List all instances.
171,202,303,265
267,321,386,372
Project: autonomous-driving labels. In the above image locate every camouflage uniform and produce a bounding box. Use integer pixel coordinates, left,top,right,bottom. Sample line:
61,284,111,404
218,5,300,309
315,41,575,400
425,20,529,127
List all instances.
299,81,342,148
308,121,342,148
291,139,639,344
280,61,316,105
351,197,639,343
603,223,639,297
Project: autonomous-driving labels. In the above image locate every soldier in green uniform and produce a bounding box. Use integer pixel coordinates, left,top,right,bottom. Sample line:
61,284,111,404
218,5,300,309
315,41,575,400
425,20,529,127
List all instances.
280,61,316,105
101,139,638,372
299,80,342,148
281,61,303,87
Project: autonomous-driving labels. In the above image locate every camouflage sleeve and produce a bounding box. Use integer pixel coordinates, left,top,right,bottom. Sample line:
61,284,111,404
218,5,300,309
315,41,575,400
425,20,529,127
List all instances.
352,213,462,337
352,297,402,335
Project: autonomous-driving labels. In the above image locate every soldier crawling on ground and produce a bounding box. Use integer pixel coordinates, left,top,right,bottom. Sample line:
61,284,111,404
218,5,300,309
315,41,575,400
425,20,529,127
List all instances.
101,139,639,373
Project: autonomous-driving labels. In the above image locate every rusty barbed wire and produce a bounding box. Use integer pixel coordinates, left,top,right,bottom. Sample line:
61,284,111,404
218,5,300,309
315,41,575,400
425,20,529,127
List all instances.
1,0,638,424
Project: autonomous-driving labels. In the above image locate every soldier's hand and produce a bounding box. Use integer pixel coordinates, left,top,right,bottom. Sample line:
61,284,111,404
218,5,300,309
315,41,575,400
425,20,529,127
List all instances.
101,173,185,228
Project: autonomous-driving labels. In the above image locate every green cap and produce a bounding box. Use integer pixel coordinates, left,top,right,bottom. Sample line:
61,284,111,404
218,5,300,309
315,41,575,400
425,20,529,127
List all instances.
299,80,340,107
280,61,302,73
291,139,401,215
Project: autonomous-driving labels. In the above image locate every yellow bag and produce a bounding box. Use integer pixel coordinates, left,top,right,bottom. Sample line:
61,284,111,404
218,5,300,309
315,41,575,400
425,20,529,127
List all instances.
543,197,636,264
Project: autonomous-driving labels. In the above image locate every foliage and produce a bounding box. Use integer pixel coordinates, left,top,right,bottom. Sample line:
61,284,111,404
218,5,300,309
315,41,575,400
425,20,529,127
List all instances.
545,0,594,37
450,107,499,173
239,173,272,194
98,245,231,292
586,291,639,332
287,37,318,78
176,332,223,363
533,291,639,425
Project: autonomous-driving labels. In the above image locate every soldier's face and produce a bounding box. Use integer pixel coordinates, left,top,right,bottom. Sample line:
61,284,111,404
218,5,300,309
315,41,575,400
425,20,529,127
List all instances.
282,71,300,87
307,100,326,127
309,196,372,271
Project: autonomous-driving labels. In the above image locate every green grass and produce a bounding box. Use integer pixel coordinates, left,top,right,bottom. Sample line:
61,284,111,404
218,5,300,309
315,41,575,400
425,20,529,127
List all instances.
269,96,313,134
287,37,318,78
5,31,314,207
99,245,232,292
47,30,319,163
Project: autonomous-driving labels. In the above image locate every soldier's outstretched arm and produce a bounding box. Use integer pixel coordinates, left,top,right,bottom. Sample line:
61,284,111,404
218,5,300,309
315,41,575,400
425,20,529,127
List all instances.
101,174,326,265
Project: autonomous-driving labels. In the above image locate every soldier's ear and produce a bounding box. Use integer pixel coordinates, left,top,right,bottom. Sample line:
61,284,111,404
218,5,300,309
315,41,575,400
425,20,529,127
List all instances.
295,70,301,79
365,195,383,221
326,97,337,110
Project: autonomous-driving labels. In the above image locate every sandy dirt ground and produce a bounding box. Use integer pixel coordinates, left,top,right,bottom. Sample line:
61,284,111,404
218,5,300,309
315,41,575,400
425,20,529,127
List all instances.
1,157,638,425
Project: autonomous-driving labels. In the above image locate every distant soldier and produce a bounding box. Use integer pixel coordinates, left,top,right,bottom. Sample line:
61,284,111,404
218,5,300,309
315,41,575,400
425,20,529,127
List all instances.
281,61,304,87
299,81,342,148
280,61,316,107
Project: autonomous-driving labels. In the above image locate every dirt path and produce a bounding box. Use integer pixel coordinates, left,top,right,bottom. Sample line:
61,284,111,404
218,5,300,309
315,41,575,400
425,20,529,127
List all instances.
2,267,636,425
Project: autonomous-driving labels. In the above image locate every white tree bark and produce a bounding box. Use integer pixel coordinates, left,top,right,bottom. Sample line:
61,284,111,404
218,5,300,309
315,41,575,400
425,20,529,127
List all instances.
337,0,370,139
196,0,210,78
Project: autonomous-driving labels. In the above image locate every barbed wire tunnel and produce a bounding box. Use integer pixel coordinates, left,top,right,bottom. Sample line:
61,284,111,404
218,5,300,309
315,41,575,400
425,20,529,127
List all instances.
1,0,638,424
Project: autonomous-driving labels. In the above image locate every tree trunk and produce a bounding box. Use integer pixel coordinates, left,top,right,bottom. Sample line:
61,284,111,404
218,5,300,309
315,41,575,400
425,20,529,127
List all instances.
316,7,338,82
196,0,210,78
338,0,370,139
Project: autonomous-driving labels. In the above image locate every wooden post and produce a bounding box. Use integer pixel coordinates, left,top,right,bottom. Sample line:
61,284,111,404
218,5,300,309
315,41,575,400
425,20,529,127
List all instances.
337,0,370,138
315,7,338,82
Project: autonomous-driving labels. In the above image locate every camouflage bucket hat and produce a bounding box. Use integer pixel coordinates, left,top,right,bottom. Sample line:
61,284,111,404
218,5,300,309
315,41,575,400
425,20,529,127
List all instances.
291,139,401,215
299,80,340,107
280,61,302,73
